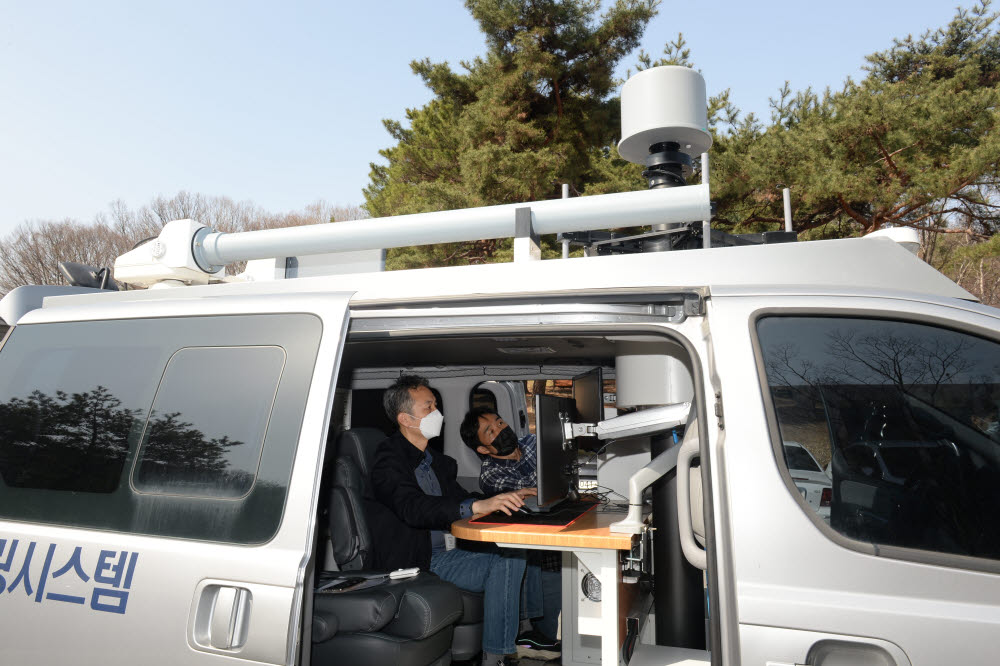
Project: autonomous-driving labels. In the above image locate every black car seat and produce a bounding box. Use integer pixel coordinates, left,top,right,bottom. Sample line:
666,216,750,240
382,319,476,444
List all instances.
312,424,465,666
327,427,485,661
311,571,462,666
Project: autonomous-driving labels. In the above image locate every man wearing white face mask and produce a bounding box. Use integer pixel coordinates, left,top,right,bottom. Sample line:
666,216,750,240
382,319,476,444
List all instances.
371,375,535,666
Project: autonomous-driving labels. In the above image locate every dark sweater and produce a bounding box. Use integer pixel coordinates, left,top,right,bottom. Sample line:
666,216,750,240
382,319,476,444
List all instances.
369,430,483,570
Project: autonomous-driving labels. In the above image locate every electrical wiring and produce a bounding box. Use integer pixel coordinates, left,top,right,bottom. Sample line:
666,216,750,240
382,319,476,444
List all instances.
589,484,629,512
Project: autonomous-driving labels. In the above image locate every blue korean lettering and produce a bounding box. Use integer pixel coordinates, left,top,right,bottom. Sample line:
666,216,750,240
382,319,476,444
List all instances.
94,550,126,586
91,551,138,614
0,539,18,591
34,543,56,602
6,541,36,596
0,540,139,614
91,588,129,614
123,552,137,588
46,546,89,605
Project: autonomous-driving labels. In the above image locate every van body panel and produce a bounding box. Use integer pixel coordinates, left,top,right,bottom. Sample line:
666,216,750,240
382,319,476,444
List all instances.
0,293,354,665
709,293,1000,665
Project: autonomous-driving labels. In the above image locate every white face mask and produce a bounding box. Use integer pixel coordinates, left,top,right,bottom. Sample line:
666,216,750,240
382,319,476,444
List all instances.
411,409,444,439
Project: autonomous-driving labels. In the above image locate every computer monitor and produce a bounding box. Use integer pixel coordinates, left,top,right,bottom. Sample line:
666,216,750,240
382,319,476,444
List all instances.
572,367,603,451
534,394,579,510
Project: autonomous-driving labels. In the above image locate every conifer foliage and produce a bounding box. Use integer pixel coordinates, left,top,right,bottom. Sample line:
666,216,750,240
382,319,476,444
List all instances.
367,1,1000,301
364,0,658,268
709,1,1000,241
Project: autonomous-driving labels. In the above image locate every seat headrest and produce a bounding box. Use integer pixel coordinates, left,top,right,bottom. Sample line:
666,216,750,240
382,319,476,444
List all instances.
336,427,387,480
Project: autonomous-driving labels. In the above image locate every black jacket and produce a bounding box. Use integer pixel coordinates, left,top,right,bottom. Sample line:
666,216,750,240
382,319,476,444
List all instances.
369,430,483,570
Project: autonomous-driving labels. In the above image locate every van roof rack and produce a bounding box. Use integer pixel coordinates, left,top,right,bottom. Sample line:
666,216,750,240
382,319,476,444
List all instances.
559,223,797,255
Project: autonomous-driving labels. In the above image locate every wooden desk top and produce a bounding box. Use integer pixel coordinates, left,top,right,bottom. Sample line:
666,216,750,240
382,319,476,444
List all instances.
451,507,636,551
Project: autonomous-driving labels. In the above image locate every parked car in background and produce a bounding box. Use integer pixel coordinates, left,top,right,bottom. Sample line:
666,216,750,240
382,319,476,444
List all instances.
783,441,832,521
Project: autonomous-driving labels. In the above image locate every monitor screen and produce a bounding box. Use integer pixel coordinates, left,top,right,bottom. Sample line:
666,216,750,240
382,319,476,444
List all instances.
534,394,578,508
573,367,604,451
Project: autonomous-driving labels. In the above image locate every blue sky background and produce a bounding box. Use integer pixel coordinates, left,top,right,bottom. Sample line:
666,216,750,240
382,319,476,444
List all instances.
0,1,963,238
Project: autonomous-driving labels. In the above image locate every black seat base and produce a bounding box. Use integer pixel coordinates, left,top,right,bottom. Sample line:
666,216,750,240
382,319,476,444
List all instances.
312,572,462,666
314,627,455,666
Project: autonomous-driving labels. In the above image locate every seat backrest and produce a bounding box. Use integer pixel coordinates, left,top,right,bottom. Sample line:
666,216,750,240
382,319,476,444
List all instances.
329,428,386,570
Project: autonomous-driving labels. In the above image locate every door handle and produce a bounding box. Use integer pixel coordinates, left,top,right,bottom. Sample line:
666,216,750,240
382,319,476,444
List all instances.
767,640,897,666
194,584,253,651
806,639,896,666
676,415,706,570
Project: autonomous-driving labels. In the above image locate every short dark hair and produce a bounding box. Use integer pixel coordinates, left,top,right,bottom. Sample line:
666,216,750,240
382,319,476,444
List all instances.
460,407,495,457
383,375,430,424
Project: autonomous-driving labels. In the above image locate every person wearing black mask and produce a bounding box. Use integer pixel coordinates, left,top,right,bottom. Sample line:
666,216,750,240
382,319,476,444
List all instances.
462,409,536,494
460,407,562,662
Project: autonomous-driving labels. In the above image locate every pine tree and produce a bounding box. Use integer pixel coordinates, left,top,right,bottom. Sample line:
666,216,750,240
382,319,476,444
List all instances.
709,1,1000,242
364,0,659,269
366,0,1000,292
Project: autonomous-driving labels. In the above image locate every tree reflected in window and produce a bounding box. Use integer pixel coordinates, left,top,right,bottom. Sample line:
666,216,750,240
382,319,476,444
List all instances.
136,410,250,496
0,387,137,492
759,317,1000,561
0,387,249,494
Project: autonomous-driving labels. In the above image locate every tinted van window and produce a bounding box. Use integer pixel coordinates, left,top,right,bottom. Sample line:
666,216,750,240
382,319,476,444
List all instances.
759,316,1000,561
0,314,321,543
0,335,161,492
133,346,286,498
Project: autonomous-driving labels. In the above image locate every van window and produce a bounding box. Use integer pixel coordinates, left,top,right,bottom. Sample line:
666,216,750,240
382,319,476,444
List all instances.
0,314,321,543
0,334,161,493
132,346,286,498
348,389,395,435
470,386,500,413
758,316,1000,561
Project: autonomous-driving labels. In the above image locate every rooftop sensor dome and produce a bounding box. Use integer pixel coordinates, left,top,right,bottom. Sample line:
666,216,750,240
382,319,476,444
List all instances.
618,66,712,165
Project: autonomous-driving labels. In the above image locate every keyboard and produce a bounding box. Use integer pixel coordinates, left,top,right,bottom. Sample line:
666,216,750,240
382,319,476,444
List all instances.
472,498,599,526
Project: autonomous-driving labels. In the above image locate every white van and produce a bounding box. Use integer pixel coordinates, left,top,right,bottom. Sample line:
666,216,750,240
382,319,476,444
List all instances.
1,66,998,666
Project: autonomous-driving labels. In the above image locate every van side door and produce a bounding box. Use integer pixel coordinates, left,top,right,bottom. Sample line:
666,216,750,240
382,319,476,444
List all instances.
710,293,1000,666
0,293,352,665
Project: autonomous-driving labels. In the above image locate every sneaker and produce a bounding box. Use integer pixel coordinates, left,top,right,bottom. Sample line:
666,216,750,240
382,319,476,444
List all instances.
515,629,561,661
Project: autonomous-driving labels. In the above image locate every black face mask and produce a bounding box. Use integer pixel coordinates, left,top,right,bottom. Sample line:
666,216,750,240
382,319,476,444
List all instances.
491,426,519,456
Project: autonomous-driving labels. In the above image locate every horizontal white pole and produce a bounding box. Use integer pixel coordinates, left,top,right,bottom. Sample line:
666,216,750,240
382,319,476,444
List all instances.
198,185,711,267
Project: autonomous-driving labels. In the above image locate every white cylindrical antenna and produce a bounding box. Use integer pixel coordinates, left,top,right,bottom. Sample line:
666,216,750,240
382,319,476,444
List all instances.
618,66,712,166
783,188,793,233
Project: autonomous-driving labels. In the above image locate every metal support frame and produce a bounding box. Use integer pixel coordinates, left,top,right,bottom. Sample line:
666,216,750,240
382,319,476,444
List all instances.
514,207,541,263
701,153,711,249
498,541,624,665
783,187,793,233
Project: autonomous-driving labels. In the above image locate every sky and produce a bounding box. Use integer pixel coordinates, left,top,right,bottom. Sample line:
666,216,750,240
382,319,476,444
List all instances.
0,0,965,239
